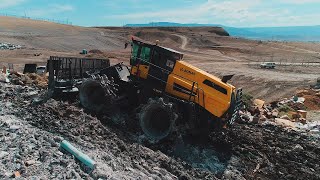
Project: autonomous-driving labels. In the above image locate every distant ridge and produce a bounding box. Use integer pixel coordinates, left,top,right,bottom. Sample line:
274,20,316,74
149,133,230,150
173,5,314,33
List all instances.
124,22,222,27
125,22,320,42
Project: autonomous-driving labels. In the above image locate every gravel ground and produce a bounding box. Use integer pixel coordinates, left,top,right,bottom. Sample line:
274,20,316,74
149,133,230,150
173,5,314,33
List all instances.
0,82,319,179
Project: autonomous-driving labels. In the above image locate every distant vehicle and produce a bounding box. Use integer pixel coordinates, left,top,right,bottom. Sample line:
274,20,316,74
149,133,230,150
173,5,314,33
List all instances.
36,66,47,75
0,43,8,50
260,62,276,69
8,44,15,50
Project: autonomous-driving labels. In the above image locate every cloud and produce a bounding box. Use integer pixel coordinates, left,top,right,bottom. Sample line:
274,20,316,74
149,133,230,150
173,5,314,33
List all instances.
106,0,266,25
105,0,320,27
281,0,320,4
0,0,26,8
51,4,74,12
27,4,75,17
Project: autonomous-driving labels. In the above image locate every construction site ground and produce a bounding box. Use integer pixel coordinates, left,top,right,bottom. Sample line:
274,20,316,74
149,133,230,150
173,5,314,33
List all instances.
0,16,320,179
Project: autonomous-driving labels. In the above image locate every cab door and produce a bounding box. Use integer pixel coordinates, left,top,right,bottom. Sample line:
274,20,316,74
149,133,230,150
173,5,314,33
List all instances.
130,42,151,79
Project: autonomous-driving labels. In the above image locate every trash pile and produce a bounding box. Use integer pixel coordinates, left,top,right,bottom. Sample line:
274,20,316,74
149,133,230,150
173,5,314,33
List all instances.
1,82,214,179
1,78,320,179
239,88,320,134
0,42,23,50
11,73,48,88
1,70,48,89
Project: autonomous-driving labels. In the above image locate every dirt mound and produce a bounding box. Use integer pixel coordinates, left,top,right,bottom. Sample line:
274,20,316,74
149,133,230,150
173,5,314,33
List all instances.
1,80,320,179
215,123,320,179
89,49,103,54
0,16,125,52
134,30,182,47
296,89,320,110
3,86,217,179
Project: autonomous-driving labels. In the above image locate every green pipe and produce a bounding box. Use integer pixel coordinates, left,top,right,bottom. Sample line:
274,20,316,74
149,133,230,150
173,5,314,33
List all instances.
60,140,96,170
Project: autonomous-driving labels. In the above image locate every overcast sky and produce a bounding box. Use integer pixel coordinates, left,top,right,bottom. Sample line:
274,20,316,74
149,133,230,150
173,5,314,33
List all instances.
1,0,320,27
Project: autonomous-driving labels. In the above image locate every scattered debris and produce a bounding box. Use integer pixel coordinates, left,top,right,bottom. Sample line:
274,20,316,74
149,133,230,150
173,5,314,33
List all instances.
14,171,21,178
0,67,10,83
253,99,265,109
9,72,48,88
0,151,9,159
0,42,23,50
89,49,103,54
25,160,36,166
0,81,319,179
275,118,296,128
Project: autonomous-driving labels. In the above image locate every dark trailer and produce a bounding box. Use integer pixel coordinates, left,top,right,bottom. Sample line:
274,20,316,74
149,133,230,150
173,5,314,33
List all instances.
47,56,110,94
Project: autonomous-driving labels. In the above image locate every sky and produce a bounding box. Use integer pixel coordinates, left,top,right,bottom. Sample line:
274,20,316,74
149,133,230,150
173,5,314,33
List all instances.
0,0,320,27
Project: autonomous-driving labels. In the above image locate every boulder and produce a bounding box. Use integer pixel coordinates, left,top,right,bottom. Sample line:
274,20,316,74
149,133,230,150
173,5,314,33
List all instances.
252,116,260,124
280,115,291,120
253,99,265,109
259,115,267,122
272,109,279,118
275,118,296,128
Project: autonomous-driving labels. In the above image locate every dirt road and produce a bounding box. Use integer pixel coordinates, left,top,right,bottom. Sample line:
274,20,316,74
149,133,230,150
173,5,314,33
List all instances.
173,34,188,49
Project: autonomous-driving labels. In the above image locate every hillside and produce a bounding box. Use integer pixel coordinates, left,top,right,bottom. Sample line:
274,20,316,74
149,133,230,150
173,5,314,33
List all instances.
125,22,320,42
0,16,125,51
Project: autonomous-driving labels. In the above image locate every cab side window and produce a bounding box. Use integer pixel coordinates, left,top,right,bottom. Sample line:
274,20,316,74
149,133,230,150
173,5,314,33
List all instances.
203,79,227,95
140,46,151,64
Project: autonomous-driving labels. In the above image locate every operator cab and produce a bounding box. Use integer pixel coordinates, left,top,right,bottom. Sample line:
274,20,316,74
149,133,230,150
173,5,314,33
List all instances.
130,36,183,81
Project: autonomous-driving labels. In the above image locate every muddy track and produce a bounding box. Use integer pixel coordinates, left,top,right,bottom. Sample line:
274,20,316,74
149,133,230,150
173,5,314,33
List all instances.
2,84,318,179
9,95,218,179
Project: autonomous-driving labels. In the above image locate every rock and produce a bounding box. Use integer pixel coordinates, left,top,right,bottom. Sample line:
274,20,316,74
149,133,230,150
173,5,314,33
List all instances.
280,115,291,120
53,136,64,142
49,139,59,147
223,169,246,180
310,129,319,134
252,116,260,124
272,109,279,118
293,144,304,151
4,171,13,178
259,115,267,121
275,118,296,128
25,160,36,166
266,112,273,119
292,113,301,121
253,99,265,109
241,114,251,122
13,171,21,178
9,125,20,132
178,173,192,180
299,118,307,124
0,151,9,158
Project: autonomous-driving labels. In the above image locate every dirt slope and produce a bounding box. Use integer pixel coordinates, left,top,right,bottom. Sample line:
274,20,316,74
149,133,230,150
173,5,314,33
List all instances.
1,82,319,180
0,16,125,51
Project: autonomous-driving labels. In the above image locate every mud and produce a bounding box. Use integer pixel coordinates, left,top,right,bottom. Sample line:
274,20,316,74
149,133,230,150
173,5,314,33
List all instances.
1,82,320,179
